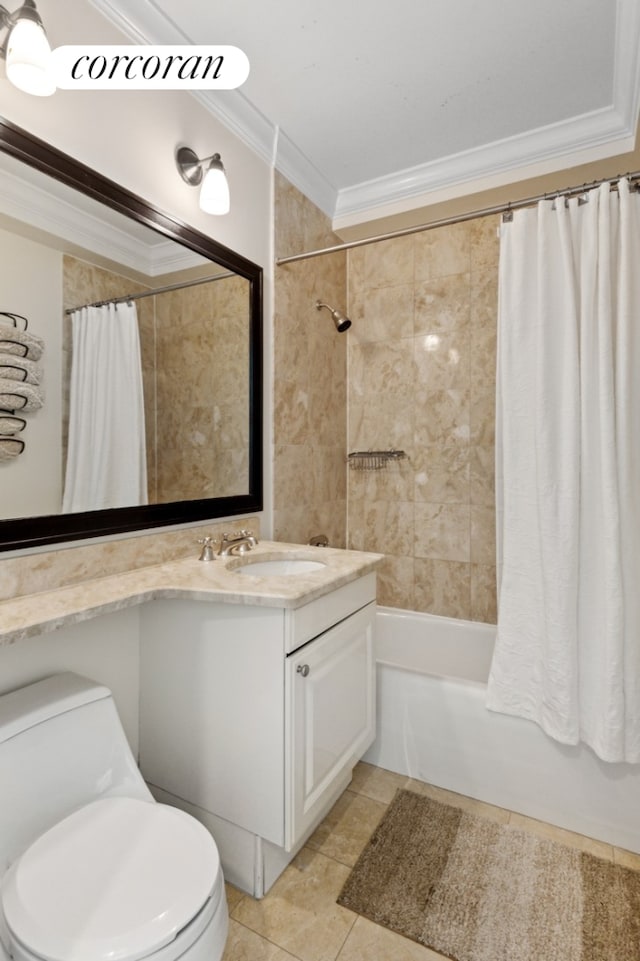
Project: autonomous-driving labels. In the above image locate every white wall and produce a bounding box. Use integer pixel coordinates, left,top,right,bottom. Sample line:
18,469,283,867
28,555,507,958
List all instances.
0,228,63,518
0,608,142,751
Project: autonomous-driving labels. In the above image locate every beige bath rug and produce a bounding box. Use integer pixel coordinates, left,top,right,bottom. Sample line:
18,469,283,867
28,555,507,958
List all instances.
337,789,640,961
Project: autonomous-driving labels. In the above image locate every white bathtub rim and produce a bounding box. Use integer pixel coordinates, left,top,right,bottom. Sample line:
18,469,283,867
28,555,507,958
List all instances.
375,606,495,685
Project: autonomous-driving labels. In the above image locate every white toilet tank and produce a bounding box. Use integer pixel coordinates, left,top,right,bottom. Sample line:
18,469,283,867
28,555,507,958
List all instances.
0,672,153,878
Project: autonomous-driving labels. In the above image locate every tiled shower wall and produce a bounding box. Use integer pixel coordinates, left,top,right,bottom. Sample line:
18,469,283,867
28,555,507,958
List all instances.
347,219,499,622
273,172,348,547
273,174,500,622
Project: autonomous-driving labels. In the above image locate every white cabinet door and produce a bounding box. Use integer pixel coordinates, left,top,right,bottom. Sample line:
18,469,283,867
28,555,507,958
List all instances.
285,601,376,849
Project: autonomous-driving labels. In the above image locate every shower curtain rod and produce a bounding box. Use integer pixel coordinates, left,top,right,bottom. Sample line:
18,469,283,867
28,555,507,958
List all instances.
275,169,640,266
65,270,235,315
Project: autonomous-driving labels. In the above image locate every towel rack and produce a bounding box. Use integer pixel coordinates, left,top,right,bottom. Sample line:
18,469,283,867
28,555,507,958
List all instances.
0,311,42,460
0,311,29,330
347,449,408,471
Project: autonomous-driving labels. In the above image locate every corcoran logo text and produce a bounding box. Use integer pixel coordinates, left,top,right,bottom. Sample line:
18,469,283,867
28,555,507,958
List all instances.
51,46,249,89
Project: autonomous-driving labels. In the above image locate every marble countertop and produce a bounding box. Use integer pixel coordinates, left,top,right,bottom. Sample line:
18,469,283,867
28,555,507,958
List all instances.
0,541,383,647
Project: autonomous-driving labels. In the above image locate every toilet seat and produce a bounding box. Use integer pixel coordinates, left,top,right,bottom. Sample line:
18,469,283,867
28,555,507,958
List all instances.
2,797,222,961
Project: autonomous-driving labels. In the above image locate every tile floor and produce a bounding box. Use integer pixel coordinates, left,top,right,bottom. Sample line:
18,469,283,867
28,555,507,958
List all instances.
221,761,640,961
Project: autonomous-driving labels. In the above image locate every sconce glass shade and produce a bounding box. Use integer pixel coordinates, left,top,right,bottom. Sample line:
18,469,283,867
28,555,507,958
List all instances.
6,16,55,96
199,155,230,215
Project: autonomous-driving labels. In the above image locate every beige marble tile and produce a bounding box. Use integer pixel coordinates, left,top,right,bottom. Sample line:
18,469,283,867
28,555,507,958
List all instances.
350,762,410,805
470,564,497,624
469,445,495,507
347,500,414,556
413,558,471,620
374,554,415,611
231,847,356,961
337,916,445,961
470,267,498,328
348,457,414,503
414,503,470,562
414,222,471,282
273,445,315,510
414,274,471,336
273,504,347,551
469,388,495,445
307,789,387,867
349,398,415,453
349,341,414,404
470,505,496,564
222,918,300,961
350,284,414,344
508,812,615,860
469,215,501,273
414,330,470,390
413,388,470,447
274,380,310,446
311,446,348,504
349,234,415,290
275,171,342,258
469,323,497,389
413,446,470,505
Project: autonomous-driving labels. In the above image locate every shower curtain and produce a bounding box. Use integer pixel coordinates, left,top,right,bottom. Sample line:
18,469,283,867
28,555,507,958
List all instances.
486,179,640,763
62,302,148,512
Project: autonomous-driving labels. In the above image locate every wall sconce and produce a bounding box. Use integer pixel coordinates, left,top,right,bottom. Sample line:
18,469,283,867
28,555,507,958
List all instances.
176,146,230,215
0,0,55,96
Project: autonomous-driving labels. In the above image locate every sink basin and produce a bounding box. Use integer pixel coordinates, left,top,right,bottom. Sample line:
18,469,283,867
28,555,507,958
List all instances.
236,558,327,577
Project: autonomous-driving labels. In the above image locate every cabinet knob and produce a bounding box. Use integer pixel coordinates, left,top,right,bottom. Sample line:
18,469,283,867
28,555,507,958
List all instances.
296,664,310,677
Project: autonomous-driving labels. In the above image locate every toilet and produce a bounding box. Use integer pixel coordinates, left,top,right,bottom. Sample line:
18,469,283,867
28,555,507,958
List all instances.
0,672,228,961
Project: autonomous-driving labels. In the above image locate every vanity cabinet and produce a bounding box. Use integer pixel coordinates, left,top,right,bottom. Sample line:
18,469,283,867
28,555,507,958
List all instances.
138,573,376,896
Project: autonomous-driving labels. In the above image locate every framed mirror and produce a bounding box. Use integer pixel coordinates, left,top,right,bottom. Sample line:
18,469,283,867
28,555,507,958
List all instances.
0,117,263,552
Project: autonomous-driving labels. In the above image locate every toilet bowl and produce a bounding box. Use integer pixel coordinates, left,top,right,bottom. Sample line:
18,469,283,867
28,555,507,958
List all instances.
0,673,228,961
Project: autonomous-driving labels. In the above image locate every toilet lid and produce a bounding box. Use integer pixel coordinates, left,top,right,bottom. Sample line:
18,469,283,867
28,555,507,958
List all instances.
2,796,220,961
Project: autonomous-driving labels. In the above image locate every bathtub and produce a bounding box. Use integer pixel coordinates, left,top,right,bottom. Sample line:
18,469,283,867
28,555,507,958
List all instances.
363,606,640,854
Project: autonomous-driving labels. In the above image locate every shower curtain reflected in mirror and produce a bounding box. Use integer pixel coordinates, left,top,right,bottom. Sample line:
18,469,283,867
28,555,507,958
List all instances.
487,178,640,763
62,302,147,513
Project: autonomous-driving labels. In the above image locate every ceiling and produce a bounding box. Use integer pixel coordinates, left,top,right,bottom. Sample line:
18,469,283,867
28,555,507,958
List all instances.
93,0,640,228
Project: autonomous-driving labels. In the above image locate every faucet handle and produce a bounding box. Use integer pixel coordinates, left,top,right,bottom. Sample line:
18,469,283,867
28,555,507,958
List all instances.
197,536,217,562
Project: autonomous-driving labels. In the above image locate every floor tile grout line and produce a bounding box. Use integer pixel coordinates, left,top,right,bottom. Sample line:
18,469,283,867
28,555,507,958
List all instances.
228,916,309,961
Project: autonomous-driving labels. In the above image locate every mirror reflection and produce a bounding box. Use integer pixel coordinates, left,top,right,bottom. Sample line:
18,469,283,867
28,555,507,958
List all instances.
0,150,250,521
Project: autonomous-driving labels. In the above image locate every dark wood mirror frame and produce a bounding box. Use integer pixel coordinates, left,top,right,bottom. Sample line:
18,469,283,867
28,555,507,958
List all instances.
0,117,263,552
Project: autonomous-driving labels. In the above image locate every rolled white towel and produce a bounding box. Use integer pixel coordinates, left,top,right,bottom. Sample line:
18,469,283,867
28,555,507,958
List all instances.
0,352,42,385
0,414,25,434
0,436,25,461
0,323,44,361
0,377,43,412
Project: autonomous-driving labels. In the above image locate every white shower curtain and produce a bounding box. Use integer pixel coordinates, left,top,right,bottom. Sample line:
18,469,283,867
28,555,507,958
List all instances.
62,302,148,512
486,179,640,763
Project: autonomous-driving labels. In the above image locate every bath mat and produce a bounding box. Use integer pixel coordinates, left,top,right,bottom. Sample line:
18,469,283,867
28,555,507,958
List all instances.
337,789,640,961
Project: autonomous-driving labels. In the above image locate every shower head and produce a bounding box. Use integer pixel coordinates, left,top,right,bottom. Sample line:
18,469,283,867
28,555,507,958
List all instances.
316,300,352,333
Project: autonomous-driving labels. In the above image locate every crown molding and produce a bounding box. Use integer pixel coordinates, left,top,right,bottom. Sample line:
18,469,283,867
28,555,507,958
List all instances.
274,129,336,217
333,106,636,227
0,166,203,275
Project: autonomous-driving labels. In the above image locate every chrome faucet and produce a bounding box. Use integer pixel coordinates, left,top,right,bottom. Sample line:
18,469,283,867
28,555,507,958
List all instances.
218,529,258,556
